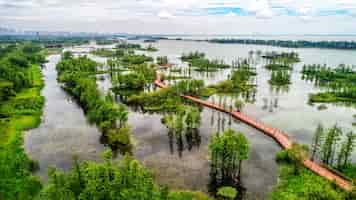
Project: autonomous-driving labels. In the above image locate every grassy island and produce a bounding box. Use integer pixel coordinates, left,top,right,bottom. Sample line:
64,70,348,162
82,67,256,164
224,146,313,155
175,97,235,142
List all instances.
302,64,356,104
181,51,230,72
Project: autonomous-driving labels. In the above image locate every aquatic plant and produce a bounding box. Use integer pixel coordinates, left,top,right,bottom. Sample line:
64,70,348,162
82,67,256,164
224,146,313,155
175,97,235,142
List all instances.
302,64,356,104
209,129,250,189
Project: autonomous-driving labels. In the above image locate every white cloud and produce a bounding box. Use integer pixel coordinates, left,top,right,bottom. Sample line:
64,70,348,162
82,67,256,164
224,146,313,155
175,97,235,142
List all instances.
0,0,356,33
225,12,236,17
246,0,273,19
157,10,174,19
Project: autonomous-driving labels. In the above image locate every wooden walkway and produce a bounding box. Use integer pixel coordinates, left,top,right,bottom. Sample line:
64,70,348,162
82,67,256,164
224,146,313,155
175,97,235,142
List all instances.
154,72,352,191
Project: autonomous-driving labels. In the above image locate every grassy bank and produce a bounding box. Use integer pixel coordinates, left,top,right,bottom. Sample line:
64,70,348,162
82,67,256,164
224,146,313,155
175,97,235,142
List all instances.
0,64,44,199
270,151,353,200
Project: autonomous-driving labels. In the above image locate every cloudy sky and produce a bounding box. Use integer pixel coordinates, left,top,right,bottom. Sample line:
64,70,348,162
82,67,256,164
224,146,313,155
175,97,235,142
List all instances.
1,0,356,34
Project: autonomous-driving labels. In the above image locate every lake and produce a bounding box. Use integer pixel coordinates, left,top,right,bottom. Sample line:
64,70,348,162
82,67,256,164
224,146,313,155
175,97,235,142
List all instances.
25,39,356,199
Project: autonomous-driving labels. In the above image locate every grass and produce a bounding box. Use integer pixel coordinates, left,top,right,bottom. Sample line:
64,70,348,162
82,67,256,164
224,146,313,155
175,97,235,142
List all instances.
0,64,44,200
270,151,349,200
168,190,212,200
45,48,63,55
338,164,356,181
309,92,356,104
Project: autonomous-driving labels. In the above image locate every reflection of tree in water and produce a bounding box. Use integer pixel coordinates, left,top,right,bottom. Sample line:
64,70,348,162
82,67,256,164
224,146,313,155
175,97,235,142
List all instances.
269,84,290,94
162,106,202,157
262,97,280,112
261,84,289,113
167,128,202,157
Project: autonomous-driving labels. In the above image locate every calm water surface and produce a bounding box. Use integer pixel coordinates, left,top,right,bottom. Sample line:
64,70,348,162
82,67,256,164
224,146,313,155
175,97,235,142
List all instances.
25,40,356,199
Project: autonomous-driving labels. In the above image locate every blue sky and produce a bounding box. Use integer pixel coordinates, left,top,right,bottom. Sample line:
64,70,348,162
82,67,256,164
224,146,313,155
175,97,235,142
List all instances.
1,0,356,34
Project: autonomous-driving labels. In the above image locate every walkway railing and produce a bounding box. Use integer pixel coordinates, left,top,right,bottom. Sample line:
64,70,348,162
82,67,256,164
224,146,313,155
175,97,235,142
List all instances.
154,72,352,191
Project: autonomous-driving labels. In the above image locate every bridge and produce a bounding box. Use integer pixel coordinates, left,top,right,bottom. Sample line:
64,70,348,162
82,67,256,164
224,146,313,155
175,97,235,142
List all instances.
154,72,352,191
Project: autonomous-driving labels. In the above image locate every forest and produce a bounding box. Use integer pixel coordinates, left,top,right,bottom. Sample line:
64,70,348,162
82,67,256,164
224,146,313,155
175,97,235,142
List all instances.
209,38,356,50
0,43,46,199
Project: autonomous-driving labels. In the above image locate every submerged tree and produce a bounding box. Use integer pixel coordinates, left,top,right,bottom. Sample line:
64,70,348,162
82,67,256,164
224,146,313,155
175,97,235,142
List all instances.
321,125,342,166
337,131,355,169
234,99,244,112
209,129,250,189
311,123,325,161
162,106,201,156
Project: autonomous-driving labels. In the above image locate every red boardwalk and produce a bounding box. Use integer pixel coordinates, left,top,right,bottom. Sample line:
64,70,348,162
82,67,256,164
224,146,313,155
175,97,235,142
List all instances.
154,72,352,191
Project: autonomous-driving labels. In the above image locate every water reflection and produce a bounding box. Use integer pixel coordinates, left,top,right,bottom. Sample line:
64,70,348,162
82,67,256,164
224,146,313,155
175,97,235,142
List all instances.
25,55,105,180
26,41,356,199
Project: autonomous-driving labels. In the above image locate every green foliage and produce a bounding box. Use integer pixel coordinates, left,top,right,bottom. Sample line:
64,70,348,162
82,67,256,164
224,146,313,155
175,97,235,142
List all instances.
234,99,244,112
96,39,117,45
310,123,356,179
209,129,250,186
217,186,238,199
157,56,168,65
143,44,158,52
0,81,15,101
56,54,97,75
162,106,201,145
321,125,342,165
263,52,300,65
269,70,291,86
208,62,256,95
121,54,153,65
90,48,117,57
56,54,131,152
210,38,356,50
302,64,356,104
172,79,205,97
37,152,212,200
265,63,292,71
38,154,163,200
336,132,355,169
275,150,291,163
311,123,324,161
0,43,45,92
181,51,230,72
181,51,205,61
127,87,183,112
0,43,45,199
116,42,141,49
270,156,347,200
107,125,132,148
113,64,156,90
285,144,308,175
168,191,212,200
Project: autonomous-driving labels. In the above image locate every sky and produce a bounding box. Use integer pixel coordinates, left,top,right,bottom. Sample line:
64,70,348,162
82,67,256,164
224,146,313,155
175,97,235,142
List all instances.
1,0,356,34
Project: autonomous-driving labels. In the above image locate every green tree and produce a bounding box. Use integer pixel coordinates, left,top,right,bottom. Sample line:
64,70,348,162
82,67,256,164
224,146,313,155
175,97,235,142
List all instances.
337,131,355,168
321,125,342,166
209,129,250,185
311,123,325,161
234,99,244,112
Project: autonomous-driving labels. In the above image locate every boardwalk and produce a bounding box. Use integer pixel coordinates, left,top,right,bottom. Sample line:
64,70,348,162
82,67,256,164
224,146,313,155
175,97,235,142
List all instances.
154,72,352,191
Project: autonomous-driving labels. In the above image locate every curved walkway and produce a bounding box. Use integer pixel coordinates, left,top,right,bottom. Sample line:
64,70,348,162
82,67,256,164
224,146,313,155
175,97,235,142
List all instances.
154,72,352,191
